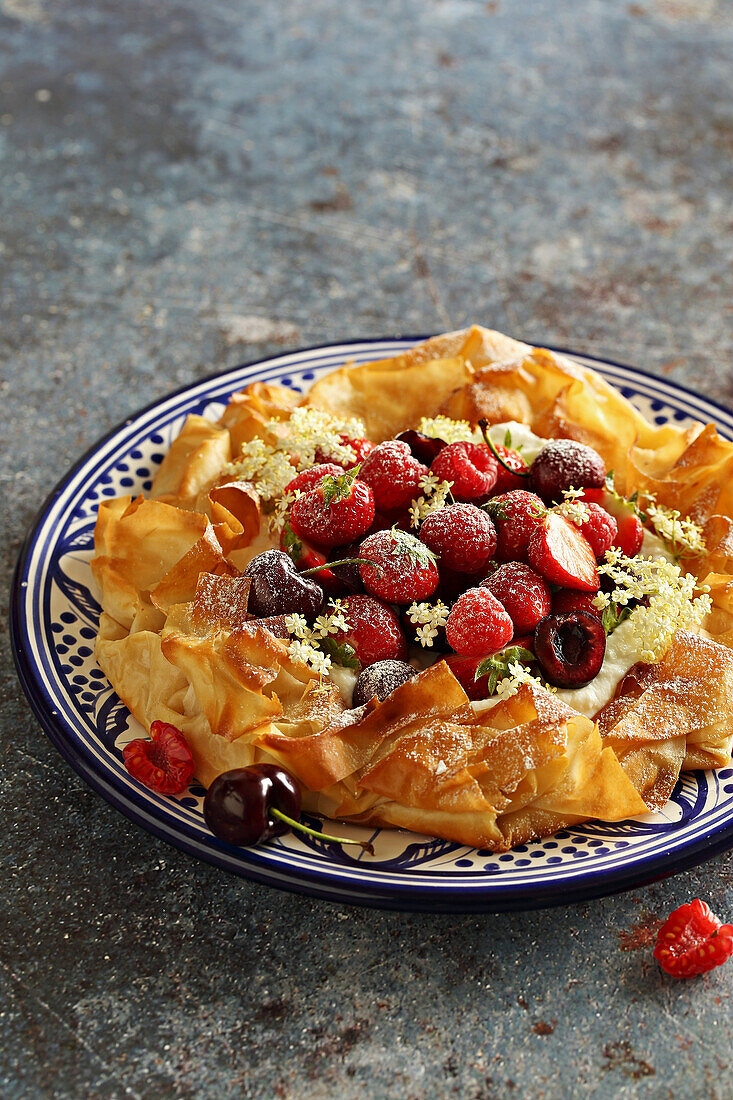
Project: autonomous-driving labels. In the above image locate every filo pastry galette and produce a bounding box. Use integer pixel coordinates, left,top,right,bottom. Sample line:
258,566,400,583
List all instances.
92,327,733,851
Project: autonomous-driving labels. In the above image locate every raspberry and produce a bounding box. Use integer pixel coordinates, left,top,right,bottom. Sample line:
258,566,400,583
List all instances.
492,445,529,494
552,589,602,618
445,587,513,657
331,594,407,668
430,442,498,501
358,529,439,603
576,502,618,560
285,463,344,495
315,434,375,469
123,721,195,796
481,561,551,635
529,440,606,503
486,490,547,562
583,488,644,557
419,503,497,574
290,471,375,548
654,899,733,978
359,440,428,511
443,653,494,701
528,512,600,592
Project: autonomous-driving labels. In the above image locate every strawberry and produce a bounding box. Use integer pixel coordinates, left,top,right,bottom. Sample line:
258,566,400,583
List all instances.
358,529,439,603
315,434,375,469
123,721,194,796
481,561,551,635
491,444,529,494
280,525,340,593
290,469,375,548
582,487,644,557
444,653,494,700
528,512,599,592
654,899,733,978
552,588,602,618
486,490,547,562
445,587,514,657
285,463,344,495
331,594,407,667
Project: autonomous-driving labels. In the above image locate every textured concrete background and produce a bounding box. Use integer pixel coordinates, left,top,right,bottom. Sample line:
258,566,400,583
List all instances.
2,1,732,1097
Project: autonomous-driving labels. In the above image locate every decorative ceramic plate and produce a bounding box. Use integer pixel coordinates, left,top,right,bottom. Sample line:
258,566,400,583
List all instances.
11,339,733,912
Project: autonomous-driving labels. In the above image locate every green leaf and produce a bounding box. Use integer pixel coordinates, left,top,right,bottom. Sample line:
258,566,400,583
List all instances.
282,520,302,563
320,636,361,670
389,527,438,568
504,428,512,448
601,601,631,636
474,646,536,683
321,464,361,507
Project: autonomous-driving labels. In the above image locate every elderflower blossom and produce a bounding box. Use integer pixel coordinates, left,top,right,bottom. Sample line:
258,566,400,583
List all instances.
409,479,454,528
599,550,711,662
267,490,299,536
284,613,311,640
406,599,450,647
223,440,296,503
418,415,475,444
494,662,553,701
554,487,591,527
644,500,706,558
311,606,351,640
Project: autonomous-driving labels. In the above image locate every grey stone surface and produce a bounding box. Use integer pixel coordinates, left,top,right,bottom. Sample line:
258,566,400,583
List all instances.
1,0,732,1096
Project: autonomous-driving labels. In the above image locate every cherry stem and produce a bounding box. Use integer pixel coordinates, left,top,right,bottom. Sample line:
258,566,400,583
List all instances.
271,808,375,855
301,557,381,576
478,419,531,477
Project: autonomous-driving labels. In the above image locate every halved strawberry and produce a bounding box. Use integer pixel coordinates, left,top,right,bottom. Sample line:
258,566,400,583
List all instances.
528,513,600,592
582,487,643,556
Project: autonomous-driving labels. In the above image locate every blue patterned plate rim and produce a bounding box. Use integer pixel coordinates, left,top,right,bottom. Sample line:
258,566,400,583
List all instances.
10,337,733,912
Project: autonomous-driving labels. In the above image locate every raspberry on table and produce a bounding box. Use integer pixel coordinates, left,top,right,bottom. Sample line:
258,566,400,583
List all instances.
359,440,429,512
654,899,733,978
430,442,498,501
445,587,513,657
529,439,606,502
481,561,551,635
122,721,194,796
331,594,407,667
576,502,618,560
358,529,439,603
290,472,375,548
286,462,344,495
485,489,547,562
420,503,497,574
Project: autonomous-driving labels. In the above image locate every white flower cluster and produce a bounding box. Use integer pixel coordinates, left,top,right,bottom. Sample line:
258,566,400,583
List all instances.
494,662,554,701
595,549,711,663
418,415,476,444
409,473,454,528
406,599,450,647
223,407,366,507
554,487,591,527
644,499,706,558
284,600,352,677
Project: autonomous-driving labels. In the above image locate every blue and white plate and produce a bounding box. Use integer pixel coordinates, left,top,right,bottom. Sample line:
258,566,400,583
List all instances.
11,339,733,911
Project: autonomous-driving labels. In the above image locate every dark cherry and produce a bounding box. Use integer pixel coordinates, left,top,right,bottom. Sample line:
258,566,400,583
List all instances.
203,764,300,847
533,611,606,688
352,659,418,708
243,549,324,618
327,540,365,595
203,764,374,853
529,440,606,503
395,429,447,466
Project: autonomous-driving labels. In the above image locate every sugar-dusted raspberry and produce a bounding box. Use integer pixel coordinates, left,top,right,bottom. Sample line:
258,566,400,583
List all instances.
529,439,606,503
358,440,429,512
492,444,529,494
315,434,375,469
552,588,602,618
331,594,407,668
290,471,375,548
445,587,513,657
573,502,617,561
358,529,439,603
528,512,599,592
123,720,195,796
430,442,498,501
485,489,547,561
481,561,551,635
285,462,344,495
420,503,497,574
582,487,644,556
654,899,733,979
352,659,417,707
